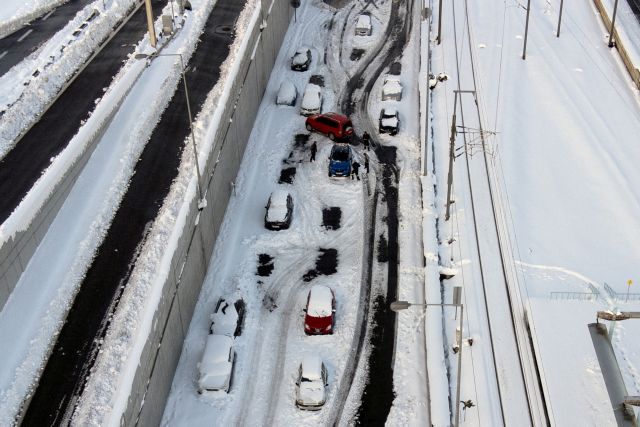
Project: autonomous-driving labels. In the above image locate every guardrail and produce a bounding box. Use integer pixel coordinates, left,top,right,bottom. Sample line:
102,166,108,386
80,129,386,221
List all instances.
604,283,640,302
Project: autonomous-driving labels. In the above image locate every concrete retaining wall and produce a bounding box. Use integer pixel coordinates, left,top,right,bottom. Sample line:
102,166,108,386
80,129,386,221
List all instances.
119,1,292,425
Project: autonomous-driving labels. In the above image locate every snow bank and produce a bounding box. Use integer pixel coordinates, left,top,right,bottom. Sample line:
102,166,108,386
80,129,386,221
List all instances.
0,0,67,39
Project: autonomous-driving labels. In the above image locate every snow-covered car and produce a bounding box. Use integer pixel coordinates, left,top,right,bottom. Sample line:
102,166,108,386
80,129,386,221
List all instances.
197,334,234,393
303,284,336,334
295,354,328,410
265,190,293,230
381,77,403,101
276,80,297,106
209,298,246,336
328,144,353,178
300,83,322,116
379,108,399,135
355,14,372,36
291,47,312,71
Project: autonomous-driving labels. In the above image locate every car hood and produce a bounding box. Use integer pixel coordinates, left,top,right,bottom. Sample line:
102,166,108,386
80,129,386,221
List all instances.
199,360,232,390
297,381,326,405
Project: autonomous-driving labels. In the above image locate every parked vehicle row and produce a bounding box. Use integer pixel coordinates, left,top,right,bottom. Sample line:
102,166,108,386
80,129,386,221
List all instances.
379,75,402,135
197,298,245,393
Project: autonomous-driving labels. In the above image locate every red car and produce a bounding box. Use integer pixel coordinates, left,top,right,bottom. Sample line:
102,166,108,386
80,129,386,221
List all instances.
303,285,336,335
305,112,354,141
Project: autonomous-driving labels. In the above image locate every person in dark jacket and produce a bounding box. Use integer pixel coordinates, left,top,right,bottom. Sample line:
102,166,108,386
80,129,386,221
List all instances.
363,153,369,173
362,131,370,151
352,161,361,180
310,141,317,162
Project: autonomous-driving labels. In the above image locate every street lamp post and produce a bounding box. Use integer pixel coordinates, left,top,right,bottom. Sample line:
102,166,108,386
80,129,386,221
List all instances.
135,52,205,206
391,300,465,427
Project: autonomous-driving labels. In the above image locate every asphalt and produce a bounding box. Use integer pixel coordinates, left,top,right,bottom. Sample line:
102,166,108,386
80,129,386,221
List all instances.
20,0,243,425
0,0,95,76
0,0,160,224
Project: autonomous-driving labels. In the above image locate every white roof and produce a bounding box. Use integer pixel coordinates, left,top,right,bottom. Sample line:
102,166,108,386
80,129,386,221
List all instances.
198,335,233,390
307,285,333,317
301,354,323,380
382,107,398,116
381,116,399,127
292,47,310,65
209,299,240,336
355,14,371,29
301,84,322,110
382,77,402,95
266,190,290,222
276,81,296,105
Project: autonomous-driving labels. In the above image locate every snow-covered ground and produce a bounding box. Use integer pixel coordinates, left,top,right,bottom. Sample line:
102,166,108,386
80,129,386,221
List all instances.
1,0,639,424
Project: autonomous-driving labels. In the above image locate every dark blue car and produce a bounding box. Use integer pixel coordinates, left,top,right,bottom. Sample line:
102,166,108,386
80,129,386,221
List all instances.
328,144,353,177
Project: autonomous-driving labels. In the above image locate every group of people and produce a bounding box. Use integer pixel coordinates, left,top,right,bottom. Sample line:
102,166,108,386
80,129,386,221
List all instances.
309,131,371,180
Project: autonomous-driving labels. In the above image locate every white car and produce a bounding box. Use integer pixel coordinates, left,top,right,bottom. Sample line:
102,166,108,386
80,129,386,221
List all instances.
300,83,322,116
198,335,234,393
276,80,297,106
381,77,403,101
295,354,328,410
355,14,372,36
265,190,293,230
291,47,312,71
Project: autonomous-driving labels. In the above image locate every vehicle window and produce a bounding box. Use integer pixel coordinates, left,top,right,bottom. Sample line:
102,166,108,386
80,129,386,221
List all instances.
318,117,331,125
328,119,338,128
332,147,350,161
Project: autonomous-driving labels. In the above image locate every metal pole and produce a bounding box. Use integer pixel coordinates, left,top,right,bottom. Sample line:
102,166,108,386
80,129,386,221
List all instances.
423,5,432,176
445,92,458,221
608,0,620,48
437,0,443,44
144,0,157,47
556,0,564,37
454,304,464,427
177,54,205,203
522,0,531,59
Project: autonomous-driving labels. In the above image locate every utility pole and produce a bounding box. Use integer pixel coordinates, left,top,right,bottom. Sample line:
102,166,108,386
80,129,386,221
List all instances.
556,0,564,37
445,96,457,221
144,0,157,47
437,0,443,44
522,0,531,59
608,0,620,48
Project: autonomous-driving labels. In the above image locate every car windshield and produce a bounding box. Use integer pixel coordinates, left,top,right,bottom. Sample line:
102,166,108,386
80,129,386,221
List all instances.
331,146,350,161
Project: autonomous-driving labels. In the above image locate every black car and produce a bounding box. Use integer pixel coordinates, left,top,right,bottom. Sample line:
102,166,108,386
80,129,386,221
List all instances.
291,47,312,71
265,190,294,230
379,108,399,135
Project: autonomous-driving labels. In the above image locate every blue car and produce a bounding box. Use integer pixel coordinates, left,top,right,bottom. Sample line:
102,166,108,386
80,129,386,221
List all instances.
328,144,353,177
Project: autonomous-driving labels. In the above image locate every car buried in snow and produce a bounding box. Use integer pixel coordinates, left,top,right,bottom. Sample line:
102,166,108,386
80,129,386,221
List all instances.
265,190,293,230
295,354,329,410
291,47,312,71
379,108,399,135
197,334,234,393
209,298,246,337
303,284,336,334
354,13,372,36
381,76,403,101
300,83,323,116
276,80,297,106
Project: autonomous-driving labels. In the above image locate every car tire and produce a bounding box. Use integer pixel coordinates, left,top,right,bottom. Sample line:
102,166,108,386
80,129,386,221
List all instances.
328,133,335,141
306,123,313,131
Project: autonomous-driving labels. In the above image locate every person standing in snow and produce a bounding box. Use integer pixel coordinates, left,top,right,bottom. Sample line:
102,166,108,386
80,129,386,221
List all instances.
310,141,317,162
352,161,361,180
363,153,369,174
362,131,370,151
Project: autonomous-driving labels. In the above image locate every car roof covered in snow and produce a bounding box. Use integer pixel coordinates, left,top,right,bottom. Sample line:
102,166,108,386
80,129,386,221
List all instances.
307,285,334,317
277,80,297,104
382,77,402,94
355,14,371,28
270,189,290,206
301,353,323,380
382,107,398,115
301,83,322,109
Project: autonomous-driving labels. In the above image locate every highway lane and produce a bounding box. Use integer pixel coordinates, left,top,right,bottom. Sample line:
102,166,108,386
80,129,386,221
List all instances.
0,0,94,76
20,0,244,425
0,0,163,224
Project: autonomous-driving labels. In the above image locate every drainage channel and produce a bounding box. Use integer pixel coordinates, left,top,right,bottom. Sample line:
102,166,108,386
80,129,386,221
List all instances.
19,1,244,425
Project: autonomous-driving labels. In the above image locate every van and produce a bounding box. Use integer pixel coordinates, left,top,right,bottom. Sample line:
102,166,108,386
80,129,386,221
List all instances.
355,14,372,36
